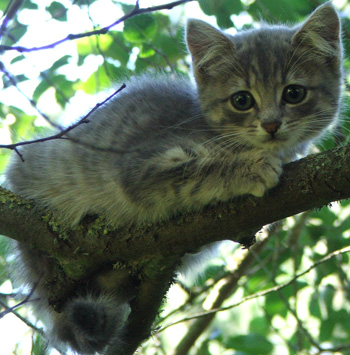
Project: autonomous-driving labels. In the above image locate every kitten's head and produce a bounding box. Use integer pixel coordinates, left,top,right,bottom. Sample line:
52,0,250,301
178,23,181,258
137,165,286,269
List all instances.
186,3,343,156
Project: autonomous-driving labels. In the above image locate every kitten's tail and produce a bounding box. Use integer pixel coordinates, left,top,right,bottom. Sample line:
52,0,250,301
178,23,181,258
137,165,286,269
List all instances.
52,295,130,355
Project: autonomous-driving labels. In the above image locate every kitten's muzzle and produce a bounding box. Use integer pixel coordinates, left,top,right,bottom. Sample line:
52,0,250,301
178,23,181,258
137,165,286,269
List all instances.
261,121,281,137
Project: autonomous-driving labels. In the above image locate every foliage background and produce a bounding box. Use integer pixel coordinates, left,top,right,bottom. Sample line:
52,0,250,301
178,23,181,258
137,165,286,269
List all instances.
1,0,350,354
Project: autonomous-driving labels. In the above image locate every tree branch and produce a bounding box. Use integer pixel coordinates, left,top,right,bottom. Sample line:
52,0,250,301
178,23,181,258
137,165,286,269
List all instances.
0,0,194,53
0,83,126,154
0,0,24,38
160,245,350,331
1,145,350,270
174,237,270,355
1,144,350,354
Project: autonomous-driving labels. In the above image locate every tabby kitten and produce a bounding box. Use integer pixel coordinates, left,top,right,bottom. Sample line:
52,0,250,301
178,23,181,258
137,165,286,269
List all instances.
5,3,342,354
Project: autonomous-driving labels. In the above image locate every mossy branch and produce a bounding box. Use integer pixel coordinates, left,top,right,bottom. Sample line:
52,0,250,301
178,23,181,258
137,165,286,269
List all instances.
1,144,350,271
1,143,350,354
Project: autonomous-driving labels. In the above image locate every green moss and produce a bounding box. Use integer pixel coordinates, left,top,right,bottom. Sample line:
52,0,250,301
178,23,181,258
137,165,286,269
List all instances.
113,261,128,270
41,212,71,240
0,187,33,209
85,216,111,238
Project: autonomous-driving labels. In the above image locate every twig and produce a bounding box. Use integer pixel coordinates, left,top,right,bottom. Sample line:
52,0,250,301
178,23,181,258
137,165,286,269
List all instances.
250,247,322,351
0,265,45,320
313,344,350,354
0,0,24,38
174,237,270,355
0,83,126,155
289,212,312,350
0,297,68,355
159,246,350,332
0,62,62,129
0,0,194,53
0,298,43,334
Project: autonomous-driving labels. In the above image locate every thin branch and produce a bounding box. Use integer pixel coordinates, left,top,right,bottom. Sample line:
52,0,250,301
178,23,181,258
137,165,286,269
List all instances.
0,62,61,129
0,83,126,154
0,266,44,319
174,237,270,355
313,344,350,354
0,269,46,336
0,0,194,53
0,0,24,38
159,246,350,332
250,248,322,351
289,212,312,350
0,296,68,355
0,298,43,334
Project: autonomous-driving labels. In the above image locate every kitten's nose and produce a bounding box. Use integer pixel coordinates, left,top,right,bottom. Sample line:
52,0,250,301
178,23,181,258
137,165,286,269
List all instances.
261,121,281,135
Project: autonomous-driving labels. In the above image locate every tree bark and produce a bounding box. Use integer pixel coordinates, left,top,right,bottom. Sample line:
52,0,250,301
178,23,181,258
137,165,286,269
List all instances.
1,143,350,354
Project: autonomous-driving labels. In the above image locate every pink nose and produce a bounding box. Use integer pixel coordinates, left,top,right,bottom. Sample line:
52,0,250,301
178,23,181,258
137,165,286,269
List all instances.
261,122,281,135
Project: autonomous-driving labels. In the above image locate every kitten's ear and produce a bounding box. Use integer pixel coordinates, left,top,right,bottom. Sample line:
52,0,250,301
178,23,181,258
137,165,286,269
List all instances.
292,2,341,57
186,19,235,76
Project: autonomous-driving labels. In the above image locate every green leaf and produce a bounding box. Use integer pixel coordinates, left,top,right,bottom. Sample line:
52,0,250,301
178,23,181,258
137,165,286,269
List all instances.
0,153,10,174
0,0,10,12
320,320,335,342
104,32,131,66
76,63,130,94
73,0,99,5
31,332,49,355
322,284,335,313
77,54,87,66
2,19,27,46
33,80,51,103
153,30,186,63
249,316,270,336
123,14,157,43
199,0,243,28
47,1,68,22
309,293,322,318
10,55,26,64
76,36,94,56
24,0,39,10
120,3,136,14
7,106,37,142
199,0,243,16
140,44,155,58
197,339,211,355
53,75,76,107
225,334,274,354
248,0,313,23
51,55,72,72
264,281,307,317
134,56,150,74
0,236,11,281
2,74,28,88
0,235,11,260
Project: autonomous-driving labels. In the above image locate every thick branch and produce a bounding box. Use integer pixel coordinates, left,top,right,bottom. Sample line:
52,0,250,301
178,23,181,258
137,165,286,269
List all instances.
1,145,350,272
1,144,350,355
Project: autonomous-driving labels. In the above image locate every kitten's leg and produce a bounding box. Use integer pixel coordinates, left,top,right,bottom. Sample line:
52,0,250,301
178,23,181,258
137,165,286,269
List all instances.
121,146,283,212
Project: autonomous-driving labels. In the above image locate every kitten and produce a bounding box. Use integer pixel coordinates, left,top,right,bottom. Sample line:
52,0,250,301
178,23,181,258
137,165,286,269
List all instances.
4,3,343,354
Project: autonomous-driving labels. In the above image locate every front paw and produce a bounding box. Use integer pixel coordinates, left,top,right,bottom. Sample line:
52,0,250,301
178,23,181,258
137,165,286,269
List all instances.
248,156,283,197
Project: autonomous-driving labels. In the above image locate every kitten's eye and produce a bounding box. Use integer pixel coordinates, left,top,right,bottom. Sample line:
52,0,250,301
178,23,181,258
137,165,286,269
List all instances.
230,91,255,111
282,85,306,104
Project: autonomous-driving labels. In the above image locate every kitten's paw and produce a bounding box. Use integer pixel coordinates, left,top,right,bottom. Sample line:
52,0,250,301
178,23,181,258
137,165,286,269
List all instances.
248,156,283,197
